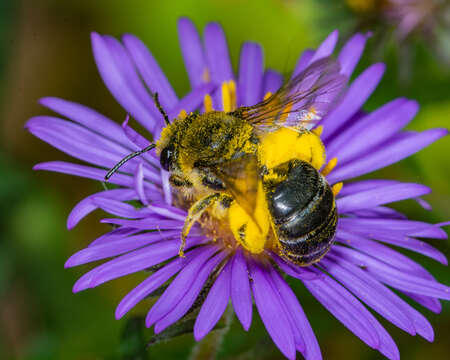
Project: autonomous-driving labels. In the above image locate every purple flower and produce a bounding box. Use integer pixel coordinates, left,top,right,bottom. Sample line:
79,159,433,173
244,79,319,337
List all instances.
346,0,448,39
383,0,445,39
26,17,449,360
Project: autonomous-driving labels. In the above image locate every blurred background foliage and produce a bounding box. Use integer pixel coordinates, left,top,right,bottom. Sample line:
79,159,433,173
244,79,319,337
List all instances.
0,0,449,359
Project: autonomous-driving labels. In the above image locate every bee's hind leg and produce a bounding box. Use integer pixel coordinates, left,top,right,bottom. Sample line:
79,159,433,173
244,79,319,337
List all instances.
180,193,221,257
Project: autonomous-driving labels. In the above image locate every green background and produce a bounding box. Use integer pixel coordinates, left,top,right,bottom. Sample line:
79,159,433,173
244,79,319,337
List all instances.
0,0,449,359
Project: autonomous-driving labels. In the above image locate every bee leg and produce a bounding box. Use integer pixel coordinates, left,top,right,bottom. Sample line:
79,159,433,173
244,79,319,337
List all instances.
180,193,221,257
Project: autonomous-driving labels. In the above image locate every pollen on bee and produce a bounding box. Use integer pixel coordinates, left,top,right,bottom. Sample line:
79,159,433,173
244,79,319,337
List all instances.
321,157,338,176
332,182,343,196
312,125,323,136
203,94,214,112
178,109,188,119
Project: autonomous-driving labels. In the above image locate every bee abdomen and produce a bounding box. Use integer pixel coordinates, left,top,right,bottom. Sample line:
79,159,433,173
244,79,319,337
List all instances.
278,206,337,265
266,160,337,266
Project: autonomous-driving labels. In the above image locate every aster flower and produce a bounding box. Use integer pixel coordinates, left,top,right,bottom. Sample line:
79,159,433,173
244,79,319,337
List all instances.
26,17,449,360
343,0,450,70
346,0,448,39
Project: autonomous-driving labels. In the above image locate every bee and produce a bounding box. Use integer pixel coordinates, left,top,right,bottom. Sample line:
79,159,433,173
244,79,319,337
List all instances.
106,58,346,266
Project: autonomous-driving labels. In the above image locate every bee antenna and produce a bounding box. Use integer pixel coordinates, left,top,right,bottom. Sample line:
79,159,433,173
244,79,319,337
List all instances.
104,143,156,180
153,92,170,125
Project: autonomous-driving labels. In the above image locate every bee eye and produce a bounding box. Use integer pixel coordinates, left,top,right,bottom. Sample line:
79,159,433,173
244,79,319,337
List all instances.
160,146,174,171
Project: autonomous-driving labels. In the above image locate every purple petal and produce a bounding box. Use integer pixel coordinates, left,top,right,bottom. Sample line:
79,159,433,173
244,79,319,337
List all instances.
33,161,134,188
39,97,130,146
270,268,322,360
415,197,432,211
65,231,181,267
145,245,218,326
333,246,450,300
366,233,447,265
194,259,232,340
369,316,400,360
27,115,126,158
292,49,314,78
120,117,161,168
272,255,323,281
330,248,436,342
121,116,152,150
178,17,207,88
403,292,442,314
321,255,416,335
337,33,369,77
91,197,148,219
122,34,178,109
134,162,149,205
337,179,398,197
238,42,264,106
411,222,449,239
115,255,186,319
160,169,172,206
327,129,448,183
349,206,407,220
338,217,448,239
230,249,253,331
67,188,137,229
103,35,164,125
75,240,178,290
203,22,234,84
166,83,215,121
154,251,228,334
74,239,208,292
248,260,296,360
306,270,402,360
26,116,161,183
88,227,140,247
320,63,386,140
100,217,185,230
265,271,305,353
308,30,339,64
336,183,431,213
303,274,380,349
327,98,419,163
91,32,157,132
384,291,439,341
145,203,186,222
263,70,283,95
401,296,435,341
336,231,438,279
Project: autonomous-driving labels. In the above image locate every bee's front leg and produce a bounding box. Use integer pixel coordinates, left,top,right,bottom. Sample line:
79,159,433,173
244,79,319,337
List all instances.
180,193,222,257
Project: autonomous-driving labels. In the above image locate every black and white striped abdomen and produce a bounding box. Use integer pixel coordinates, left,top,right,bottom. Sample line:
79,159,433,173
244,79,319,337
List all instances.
266,160,337,266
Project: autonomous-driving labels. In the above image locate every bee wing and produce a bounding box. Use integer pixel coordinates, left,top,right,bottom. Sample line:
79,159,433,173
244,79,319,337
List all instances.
213,154,260,218
238,57,347,131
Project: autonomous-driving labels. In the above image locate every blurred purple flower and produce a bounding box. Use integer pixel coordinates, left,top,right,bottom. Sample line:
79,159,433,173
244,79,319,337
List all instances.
346,0,449,40
384,0,446,39
26,17,449,360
